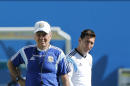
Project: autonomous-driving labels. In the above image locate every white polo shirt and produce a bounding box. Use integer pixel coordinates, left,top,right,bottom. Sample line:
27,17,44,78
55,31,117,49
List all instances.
67,48,92,86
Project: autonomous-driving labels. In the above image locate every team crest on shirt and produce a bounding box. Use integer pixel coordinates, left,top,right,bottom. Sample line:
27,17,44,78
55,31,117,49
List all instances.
48,56,54,62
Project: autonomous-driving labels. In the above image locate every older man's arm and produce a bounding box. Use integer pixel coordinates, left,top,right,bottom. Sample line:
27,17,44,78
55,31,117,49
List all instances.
61,74,70,86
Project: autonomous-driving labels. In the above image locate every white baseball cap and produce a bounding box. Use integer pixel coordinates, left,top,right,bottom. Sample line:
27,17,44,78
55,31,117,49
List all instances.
34,21,51,34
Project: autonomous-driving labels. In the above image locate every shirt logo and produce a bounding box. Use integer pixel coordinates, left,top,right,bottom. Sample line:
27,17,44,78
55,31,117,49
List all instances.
48,56,54,62
33,55,42,57
30,56,35,60
30,55,43,60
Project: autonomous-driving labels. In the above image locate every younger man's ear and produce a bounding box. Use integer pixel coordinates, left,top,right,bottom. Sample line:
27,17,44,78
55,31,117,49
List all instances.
78,38,81,43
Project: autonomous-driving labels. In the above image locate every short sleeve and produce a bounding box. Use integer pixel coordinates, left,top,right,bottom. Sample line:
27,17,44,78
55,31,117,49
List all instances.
57,51,70,75
11,49,25,67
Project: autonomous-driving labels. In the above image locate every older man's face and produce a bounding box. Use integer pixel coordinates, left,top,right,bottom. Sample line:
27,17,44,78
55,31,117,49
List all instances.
34,31,52,49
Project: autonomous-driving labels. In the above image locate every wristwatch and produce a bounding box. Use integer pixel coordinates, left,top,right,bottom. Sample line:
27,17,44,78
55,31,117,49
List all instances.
16,76,21,82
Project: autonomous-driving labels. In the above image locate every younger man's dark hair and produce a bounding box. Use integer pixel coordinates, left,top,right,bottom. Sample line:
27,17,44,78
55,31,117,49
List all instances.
80,29,96,39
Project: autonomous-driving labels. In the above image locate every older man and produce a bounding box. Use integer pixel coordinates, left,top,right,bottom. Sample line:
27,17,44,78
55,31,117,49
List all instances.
7,21,70,86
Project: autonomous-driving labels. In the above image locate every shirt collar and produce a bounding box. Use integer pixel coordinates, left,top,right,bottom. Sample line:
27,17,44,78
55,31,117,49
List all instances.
37,45,51,52
75,48,87,58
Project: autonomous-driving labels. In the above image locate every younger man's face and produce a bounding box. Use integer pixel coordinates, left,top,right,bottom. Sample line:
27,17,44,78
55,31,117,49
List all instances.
79,36,95,53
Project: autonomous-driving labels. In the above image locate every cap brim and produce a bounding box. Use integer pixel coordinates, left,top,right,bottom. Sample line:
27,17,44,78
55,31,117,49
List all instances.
34,28,49,34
